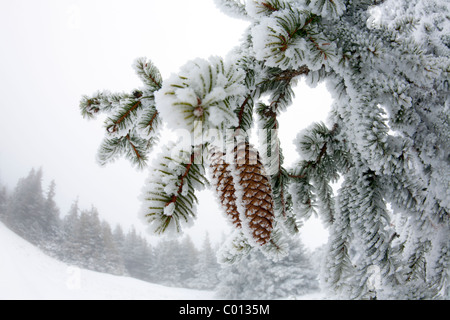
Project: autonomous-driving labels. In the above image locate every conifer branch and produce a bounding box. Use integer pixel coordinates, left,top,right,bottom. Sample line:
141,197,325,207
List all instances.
236,94,252,130
107,100,142,133
125,134,143,164
290,123,339,177
274,66,310,81
165,152,196,208
262,2,278,12
213,0,249,20
133,57,162,90
288,173,307,180
140,108,159,136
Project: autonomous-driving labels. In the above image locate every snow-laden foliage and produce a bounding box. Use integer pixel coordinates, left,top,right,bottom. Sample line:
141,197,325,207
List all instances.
213,0,250,21
80,58,162,169
81,0,449,299
217,235,319,299
155,56,247,140
251,5,336,71
140,142,208,235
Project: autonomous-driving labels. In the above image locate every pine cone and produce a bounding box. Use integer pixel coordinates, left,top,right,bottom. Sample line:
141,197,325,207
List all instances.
233,141,275,246
209,149,242,228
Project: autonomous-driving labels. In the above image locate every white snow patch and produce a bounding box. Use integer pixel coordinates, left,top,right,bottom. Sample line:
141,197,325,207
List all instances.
0,222,213,300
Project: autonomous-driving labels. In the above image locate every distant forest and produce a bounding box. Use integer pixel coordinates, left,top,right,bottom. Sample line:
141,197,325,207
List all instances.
0,168,320,299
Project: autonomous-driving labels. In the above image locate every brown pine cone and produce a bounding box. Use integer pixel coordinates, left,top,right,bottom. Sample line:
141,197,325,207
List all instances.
209,149,242,228
233,141,275,246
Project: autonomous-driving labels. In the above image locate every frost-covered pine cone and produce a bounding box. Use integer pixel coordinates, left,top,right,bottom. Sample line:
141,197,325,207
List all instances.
233,141,275,246
209,149,242,228
209,142,275,246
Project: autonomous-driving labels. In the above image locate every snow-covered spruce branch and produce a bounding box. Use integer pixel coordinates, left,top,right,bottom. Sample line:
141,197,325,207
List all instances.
256,65,311,234
133,57,163,91
213,0,250,21
80,58,162,169
288,123,343,226
140,143,208,235
164,153,197,209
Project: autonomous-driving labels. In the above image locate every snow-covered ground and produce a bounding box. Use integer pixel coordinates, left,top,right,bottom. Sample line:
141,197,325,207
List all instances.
0,222,325,300
0,222,214,300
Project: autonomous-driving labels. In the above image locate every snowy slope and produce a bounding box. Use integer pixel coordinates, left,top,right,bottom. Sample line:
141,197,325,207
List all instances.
0,222,214,300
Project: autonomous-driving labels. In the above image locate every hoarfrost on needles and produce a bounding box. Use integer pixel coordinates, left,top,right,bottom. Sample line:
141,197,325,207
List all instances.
155,56,246,142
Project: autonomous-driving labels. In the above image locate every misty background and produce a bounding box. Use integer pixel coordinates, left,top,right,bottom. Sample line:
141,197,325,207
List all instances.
0,0,330,249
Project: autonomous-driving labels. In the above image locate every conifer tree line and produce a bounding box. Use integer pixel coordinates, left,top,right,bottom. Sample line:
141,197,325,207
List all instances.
0,169,218,288
79,0,449,299
0,169,319,298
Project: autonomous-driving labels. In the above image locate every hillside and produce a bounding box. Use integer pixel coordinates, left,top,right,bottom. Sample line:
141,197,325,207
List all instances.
0,222,214,300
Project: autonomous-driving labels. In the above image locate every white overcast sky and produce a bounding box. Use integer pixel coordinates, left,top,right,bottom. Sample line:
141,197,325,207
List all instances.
0,0,331,249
